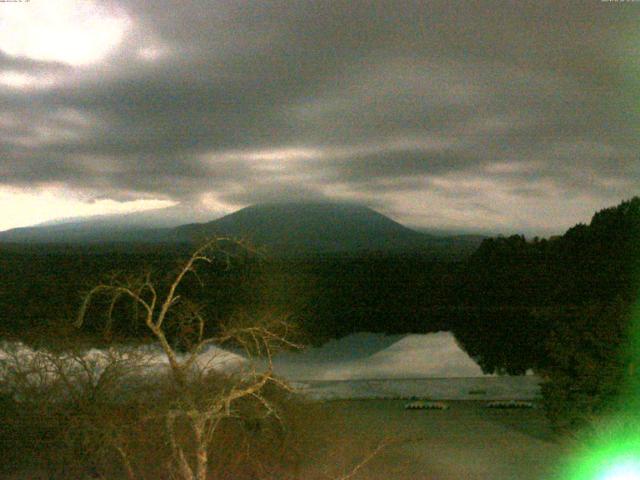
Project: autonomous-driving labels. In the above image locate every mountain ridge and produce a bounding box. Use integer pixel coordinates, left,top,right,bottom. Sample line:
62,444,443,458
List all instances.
0,201,485,257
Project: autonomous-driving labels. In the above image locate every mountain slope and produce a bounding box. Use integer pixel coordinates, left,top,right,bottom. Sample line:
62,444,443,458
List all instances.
0,201,484,257
0,204,219,244
173,202,446,255
0,221,174,244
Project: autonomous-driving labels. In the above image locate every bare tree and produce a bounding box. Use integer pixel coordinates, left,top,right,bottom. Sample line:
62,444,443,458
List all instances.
75,238,300,480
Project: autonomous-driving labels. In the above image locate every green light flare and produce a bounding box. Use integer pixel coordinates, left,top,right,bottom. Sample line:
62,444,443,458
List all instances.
561,294,640,479
598,460,640,480
560,415,640,480
622,299,640,410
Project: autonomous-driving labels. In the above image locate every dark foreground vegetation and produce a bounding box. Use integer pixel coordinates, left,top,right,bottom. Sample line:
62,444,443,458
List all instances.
0,197,638,478
1,357,310,479
1,358,398,480
0,240,391,480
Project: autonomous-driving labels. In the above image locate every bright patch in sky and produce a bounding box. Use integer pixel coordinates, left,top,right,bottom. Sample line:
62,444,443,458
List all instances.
0,0,130,66
0,187,176,232
0,70,53,89
137,45,171,62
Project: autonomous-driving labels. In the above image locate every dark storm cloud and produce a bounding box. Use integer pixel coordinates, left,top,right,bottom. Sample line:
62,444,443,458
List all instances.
1,0,638,232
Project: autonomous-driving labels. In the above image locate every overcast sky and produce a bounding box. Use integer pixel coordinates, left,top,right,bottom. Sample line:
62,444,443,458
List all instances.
0,0,638,234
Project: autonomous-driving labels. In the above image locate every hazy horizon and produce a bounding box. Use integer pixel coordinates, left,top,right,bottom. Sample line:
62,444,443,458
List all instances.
0,198,615,238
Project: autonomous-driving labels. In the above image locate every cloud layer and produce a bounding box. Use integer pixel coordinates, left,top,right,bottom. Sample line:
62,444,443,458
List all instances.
1,1,638,233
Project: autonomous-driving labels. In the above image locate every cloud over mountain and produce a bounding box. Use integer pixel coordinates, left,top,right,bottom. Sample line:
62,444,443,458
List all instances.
1,1,638,234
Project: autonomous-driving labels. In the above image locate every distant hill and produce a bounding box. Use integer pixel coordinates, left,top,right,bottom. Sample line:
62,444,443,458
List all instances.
0,204,220,244
35,203,218,229
173,202,483,257
0,201,484,258
0,221,172,244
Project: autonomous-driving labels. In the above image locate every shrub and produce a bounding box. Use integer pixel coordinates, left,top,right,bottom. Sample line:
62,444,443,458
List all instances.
537,298,634,433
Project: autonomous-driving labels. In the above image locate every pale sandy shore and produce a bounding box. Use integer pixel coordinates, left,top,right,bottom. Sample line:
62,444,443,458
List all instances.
298,399,570,480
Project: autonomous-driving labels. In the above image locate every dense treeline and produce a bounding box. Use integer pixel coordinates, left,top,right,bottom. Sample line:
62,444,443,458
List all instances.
0,245,182,338
450,197,639,430
0,244,460,345
453,197,640,375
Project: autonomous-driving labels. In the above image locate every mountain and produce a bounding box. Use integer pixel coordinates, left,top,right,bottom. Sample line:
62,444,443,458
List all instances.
0,201,484,257
173,202,482,257
0,221,171,244
35,204,217,229
0,204,218,245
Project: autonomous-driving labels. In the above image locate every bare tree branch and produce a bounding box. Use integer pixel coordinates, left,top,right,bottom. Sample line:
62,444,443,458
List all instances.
69,237,311,480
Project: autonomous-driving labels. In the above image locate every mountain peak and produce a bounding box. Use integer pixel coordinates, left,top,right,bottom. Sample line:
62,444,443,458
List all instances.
174,201,426,255
230,201,390,218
